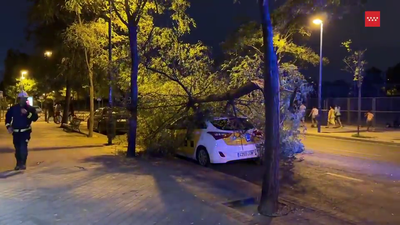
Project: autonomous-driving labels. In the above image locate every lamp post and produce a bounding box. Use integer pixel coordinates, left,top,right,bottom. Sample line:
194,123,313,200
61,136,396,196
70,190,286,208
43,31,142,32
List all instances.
313,18,323,133
107,0,114,145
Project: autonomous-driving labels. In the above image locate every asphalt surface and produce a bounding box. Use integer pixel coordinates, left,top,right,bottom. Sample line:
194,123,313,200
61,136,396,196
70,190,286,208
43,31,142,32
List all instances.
211,136,400,224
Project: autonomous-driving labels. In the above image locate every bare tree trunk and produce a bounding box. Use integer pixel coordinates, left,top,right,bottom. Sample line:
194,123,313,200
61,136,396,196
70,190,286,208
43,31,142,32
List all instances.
356,52,362,136
88,65,95,137
127,21,139,158
77,13,95,137
258,0,281,216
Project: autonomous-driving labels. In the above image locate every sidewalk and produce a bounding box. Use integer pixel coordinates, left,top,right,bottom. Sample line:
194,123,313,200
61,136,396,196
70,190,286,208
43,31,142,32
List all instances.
0,123,354,225
0,121,108,171
302,123,400,145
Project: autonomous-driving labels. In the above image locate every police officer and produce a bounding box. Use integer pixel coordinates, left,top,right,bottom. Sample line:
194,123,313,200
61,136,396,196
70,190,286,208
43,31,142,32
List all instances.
5,91,38,170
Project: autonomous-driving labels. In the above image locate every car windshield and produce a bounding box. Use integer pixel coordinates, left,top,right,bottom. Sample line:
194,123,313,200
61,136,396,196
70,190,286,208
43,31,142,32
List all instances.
211,118,254,131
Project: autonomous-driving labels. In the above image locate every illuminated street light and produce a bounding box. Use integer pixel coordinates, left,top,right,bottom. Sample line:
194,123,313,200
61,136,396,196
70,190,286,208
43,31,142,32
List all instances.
20,70,28,91
313,19,323,25
313,18,324,133
44,51,53,57
21,70,28,79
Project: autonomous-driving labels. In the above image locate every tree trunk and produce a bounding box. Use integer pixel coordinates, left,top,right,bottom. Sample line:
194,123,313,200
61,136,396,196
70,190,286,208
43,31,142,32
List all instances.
356,52,363,136
126,21,139,158
258,0,281,216
88,64,95,138
43,94,48,122
61,77,71,125
107,2,113,145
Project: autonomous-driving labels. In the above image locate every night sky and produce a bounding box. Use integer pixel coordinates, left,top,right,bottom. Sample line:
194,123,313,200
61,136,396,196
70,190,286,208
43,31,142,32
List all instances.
1,0,399,83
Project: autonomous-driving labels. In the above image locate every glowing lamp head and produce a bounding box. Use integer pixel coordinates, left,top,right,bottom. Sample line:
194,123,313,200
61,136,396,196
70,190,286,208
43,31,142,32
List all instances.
44,51,53,57
313,19,323,25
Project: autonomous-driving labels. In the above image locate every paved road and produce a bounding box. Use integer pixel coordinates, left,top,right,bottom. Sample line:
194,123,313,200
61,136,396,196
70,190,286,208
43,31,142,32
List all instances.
303,135,400,164
211,136,400,224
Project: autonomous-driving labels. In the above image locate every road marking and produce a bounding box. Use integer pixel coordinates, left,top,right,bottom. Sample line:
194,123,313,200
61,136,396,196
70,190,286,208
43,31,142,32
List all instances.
306,147,382,157
334,149,381,157
326,172,364,182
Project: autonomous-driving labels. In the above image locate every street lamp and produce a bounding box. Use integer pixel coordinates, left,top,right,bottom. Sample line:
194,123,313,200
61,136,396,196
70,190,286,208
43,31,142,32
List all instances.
20,70,28,91
20,70,28,79
44,51,53,57
313,18,323,133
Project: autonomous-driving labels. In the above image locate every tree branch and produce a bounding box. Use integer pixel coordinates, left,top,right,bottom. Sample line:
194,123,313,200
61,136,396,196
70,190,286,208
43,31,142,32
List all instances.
124,0,132,22
111,0,128,27
343,58,355,73
145,106,187,139
134,0,149,25
146,66,192,99
139,26,155,52
192,81,262,104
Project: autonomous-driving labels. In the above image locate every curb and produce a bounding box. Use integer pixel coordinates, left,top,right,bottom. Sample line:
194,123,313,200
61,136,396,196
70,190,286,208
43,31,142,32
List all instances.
304,133,400,147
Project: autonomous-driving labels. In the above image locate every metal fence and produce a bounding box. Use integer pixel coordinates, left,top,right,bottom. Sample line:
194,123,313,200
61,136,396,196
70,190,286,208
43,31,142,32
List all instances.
307,97,400,127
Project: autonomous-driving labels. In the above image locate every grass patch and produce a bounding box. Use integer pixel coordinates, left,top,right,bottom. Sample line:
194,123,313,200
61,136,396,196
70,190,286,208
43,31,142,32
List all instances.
351,133,373,138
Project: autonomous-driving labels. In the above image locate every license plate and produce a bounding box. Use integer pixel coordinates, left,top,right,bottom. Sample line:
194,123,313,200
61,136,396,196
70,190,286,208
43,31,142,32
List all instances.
237,150,255,157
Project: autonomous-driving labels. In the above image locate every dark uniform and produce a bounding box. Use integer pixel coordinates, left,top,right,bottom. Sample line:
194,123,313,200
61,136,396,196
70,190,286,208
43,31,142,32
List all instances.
5,103,38,170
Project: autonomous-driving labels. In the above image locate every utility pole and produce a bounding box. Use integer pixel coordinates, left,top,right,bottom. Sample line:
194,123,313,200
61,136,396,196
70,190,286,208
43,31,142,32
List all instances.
107,0,114,145
316,20,323,133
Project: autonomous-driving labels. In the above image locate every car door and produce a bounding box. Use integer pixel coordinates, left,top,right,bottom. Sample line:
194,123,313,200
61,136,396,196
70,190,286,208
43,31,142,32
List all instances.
183,119,206,157
171,117,189,156
100,107,109,131
93,108,104,129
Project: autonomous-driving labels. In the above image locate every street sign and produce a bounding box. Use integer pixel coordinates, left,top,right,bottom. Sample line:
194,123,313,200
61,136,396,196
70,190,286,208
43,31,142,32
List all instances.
97,98,101,102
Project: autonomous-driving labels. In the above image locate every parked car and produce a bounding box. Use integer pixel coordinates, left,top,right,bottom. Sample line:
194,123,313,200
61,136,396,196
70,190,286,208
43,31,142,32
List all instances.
87,107,130,134
168,116,259,166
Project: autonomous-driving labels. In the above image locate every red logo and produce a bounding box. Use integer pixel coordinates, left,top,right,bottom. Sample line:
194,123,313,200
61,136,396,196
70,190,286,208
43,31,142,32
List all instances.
365,11,380,27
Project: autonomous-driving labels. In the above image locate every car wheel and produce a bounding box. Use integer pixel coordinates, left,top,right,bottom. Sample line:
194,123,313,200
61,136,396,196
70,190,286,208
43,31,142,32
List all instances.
196,147,210,167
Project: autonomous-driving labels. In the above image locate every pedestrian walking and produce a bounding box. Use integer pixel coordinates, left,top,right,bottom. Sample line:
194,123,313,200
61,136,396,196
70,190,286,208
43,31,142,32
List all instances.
299,103,306,127
365,110,374,131
5,91,39,170
46,101,54,123
334,105,343,128
55,103,62,123
309,107,319,128
326,106,335,128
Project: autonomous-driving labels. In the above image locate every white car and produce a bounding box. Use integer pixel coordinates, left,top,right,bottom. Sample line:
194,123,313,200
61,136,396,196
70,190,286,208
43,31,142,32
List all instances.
169,117,259,166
